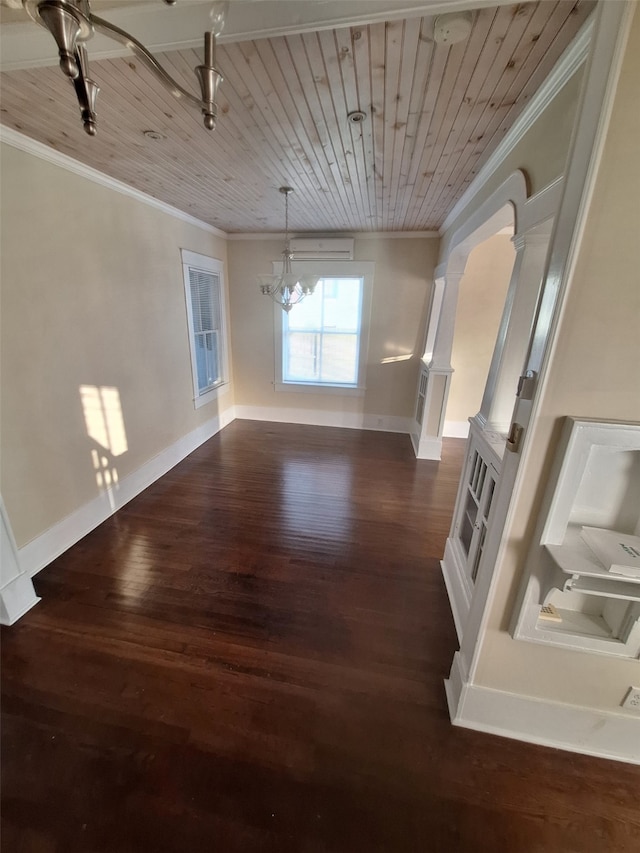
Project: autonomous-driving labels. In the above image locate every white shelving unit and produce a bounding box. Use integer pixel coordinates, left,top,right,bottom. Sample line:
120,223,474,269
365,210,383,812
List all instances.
512,418,640,658
441,419,503,639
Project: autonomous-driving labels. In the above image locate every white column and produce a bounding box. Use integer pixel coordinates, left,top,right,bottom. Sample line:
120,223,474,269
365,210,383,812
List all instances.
1,497,40,625
414,270,464,459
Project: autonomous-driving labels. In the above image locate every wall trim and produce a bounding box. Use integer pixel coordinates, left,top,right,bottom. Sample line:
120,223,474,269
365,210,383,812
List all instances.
445,654,640,766
440,16,594,236
1,497,40,625
235,405,411,435
0,127,226,238
414,436,443,461
18,406,236,579
227,231,440,241
0,574,40,626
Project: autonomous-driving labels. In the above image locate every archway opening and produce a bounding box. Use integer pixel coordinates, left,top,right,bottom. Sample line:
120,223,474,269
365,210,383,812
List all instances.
444,228,516,438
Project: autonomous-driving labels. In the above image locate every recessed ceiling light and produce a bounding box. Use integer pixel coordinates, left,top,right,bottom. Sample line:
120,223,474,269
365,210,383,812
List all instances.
347,110,367,125
143,130,166,141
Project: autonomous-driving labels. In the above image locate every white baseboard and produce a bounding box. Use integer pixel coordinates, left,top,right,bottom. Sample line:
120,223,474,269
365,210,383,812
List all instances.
414,437,443,460
443,420,470,438
445,653,640,766
19,406,236,578
234,405,411,434
0,573,40,625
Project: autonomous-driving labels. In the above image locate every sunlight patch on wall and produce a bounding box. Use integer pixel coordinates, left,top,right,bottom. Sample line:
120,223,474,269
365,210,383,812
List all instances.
80,385,128,508
380,353,412,364
80,385,128,456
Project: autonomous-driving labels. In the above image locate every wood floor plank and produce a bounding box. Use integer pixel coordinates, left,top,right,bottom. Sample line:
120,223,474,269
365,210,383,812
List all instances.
2,421,638,852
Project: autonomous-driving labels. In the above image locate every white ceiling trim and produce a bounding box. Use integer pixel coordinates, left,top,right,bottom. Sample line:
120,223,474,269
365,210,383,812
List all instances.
440,15,594,235
0,125,226,237
0,0,525,71
228,231,439,240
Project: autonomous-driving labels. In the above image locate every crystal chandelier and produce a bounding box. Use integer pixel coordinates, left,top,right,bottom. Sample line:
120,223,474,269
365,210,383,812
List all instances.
258,187,320,313
10,0,228,135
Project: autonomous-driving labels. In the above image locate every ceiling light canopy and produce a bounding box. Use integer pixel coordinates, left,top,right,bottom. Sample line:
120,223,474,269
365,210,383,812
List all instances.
14,0,228,135
258,188,320,313
432,11,473,45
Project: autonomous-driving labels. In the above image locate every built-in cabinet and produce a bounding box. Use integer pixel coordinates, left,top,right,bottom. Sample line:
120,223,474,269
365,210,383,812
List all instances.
512,418,640,659
441,419,504,639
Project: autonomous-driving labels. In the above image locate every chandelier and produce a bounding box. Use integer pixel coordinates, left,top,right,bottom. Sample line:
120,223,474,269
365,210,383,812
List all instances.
9,0,228,136
258,187,320,313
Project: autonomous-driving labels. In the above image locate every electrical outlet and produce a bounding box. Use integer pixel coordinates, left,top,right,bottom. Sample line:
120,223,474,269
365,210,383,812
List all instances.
621,686,640,712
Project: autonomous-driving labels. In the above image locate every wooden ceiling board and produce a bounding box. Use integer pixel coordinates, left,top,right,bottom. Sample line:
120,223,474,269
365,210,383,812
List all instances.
0,1,595,233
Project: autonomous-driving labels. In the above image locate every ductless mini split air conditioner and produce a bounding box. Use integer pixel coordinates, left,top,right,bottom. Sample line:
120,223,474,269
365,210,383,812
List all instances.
289,238,354,260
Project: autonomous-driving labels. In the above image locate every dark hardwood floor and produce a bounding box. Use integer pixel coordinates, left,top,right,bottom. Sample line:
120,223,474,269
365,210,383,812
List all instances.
2,421,639,852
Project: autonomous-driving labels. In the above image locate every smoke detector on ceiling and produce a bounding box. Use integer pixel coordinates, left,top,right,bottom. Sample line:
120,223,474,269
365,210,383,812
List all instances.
433,11,474,45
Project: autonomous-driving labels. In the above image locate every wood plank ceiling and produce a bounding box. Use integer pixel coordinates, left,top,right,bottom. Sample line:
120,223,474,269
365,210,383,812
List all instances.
0,1,594,233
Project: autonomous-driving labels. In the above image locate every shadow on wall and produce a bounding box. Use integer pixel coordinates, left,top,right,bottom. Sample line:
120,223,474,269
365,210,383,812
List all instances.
80,384,128,510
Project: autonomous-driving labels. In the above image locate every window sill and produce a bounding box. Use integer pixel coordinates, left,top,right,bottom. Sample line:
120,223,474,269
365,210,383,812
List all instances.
193,381,230,409
275,382,365,397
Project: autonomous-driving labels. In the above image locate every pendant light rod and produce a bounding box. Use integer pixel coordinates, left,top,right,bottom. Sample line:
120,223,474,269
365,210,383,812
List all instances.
258,186,320,313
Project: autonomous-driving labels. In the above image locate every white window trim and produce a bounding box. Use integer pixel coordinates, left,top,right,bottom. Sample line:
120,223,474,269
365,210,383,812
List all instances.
181,249,229,409
274,260,374,395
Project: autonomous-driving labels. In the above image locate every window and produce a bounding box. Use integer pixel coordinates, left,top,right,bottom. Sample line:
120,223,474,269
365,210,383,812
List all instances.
181,250,228,408
276,261,374,393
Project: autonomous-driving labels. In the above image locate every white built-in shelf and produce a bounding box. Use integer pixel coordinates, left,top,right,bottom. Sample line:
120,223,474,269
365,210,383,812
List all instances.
544,527,640,602
512,418,640,659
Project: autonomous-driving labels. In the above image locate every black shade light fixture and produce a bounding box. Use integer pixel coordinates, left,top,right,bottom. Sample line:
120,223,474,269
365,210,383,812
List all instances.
6,0,228,135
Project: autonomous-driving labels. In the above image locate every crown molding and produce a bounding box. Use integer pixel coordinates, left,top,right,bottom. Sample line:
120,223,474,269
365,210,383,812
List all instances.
440,14,595,236
228,230,439,241
0,126,227,238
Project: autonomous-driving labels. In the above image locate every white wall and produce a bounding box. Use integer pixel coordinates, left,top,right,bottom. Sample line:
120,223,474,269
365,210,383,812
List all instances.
0,142,234,550
227,235,439,430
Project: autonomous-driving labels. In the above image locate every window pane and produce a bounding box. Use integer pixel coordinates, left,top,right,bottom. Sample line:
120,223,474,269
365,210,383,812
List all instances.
283,276,363,386
189,269,221,333
320,333,358,383
189,267,222,394
195,330,220,393
324,279,361,330
285,332,319,382
287,286,322,331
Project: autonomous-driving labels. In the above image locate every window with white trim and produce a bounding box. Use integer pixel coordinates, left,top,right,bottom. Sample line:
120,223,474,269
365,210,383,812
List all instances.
275,261,374,393
181,250,228,408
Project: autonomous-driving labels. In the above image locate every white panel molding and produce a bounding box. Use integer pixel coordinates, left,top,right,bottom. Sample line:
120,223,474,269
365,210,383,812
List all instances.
440,17,594,236
235,405,411,435
443,420,470,439
438,171,525,272
0,127,226,238
441,540,473,642
518,176,564,234
19,405,236,579
445,654,640,766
